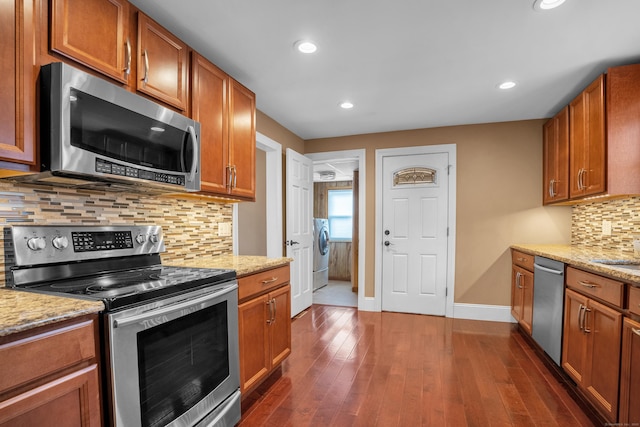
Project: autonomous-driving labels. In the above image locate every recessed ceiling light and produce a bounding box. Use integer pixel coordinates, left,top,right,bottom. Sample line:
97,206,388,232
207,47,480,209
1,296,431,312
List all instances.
498,81,517,90
294,40,317,54
340,101,354,109
533,0,566,11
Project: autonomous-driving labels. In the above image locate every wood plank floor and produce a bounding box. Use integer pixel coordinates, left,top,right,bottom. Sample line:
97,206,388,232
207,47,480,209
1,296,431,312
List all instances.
238,305,596,427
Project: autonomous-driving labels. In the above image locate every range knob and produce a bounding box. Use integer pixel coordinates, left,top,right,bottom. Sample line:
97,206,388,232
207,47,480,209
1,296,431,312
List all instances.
27,237,47,251
52,236,69,250
150,234,159,244
135,234,146,245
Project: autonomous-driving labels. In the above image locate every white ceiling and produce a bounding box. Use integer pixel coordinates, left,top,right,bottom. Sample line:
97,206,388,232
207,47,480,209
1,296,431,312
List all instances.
313,158,359,182
129,0,640,140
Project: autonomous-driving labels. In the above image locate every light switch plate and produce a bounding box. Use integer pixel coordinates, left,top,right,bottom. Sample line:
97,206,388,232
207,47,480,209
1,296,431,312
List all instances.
218,222,232,237
602,220,612,236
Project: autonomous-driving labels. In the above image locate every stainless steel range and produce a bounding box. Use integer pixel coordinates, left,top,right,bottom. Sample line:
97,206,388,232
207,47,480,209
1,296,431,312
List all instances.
4,225,241,427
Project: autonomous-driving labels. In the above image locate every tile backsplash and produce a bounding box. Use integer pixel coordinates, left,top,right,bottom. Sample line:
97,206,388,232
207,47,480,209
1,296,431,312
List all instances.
572,197,640,253
0,181,233,281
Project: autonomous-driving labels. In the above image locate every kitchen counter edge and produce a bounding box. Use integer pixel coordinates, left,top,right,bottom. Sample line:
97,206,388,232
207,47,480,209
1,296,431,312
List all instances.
511,244,640,285
167,255,293,277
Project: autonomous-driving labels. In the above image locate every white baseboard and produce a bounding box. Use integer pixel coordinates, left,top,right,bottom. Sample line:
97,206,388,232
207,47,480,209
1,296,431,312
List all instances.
452,303,515,323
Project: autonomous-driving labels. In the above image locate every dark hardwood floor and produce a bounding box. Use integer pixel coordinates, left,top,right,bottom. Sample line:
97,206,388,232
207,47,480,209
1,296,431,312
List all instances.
238,305,596,427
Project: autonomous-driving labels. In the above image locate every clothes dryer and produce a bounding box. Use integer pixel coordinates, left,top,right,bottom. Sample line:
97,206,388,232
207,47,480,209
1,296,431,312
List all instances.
313,218,330,291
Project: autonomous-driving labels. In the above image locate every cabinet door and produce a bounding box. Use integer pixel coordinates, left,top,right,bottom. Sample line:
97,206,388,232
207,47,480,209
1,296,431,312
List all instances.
511,266,524,323
191,53,229,194
542,106,569,204
619,317,640,424
562,289,589,385
569,76,606,199
50,0,130,84
137,13,188,110
228,79,256,200
238,294,270,393
270,285,292,368
583,298,622,423
520,268,534,335
0,364,101,426
0,0,37,166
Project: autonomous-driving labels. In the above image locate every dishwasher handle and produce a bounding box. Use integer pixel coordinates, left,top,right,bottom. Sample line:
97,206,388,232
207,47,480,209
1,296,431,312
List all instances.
534,263,564,275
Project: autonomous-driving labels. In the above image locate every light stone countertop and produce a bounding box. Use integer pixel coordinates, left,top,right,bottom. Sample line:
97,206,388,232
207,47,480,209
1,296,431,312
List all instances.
166,255,292,277
511,244,640,284
0,289,104,337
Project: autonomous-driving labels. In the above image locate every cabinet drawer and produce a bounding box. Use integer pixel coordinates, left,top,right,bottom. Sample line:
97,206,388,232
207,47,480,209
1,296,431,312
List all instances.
566,267,624,308
0,318,97,394
512,250,534,271
238,265,290,301
629,285,640,316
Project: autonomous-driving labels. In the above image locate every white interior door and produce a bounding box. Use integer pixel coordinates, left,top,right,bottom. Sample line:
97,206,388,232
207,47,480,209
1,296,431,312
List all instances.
286,148,313,317
381,152,449,315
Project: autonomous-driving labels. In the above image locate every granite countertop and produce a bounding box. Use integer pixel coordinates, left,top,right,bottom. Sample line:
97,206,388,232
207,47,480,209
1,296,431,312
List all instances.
0,289,104,338
512,244,640,284
167,255,292,277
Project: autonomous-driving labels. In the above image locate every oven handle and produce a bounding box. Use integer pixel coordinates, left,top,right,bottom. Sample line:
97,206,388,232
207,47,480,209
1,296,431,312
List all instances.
112,283,237,329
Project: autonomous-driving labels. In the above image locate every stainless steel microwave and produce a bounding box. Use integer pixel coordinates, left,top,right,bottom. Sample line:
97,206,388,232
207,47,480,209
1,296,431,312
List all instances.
22,62,201,193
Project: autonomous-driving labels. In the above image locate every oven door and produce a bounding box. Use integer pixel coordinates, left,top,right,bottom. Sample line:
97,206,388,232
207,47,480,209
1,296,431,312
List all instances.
105,282,240,427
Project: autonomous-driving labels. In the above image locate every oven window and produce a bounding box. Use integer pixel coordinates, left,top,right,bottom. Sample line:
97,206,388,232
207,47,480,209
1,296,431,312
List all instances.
137,302,229,427
69,88,193,172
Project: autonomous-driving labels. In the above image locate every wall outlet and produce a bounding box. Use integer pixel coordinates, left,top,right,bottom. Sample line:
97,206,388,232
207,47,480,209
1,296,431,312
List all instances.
602,220,612,236
218,222,232,237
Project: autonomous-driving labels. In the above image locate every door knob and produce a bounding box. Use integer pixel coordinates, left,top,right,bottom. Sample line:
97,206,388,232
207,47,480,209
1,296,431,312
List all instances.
384,230,390,235
285,240,300,246
384,241,390,246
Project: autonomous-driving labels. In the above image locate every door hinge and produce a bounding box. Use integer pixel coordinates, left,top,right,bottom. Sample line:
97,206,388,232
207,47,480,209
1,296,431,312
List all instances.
446,287,448,297
447,165,452,175
446,227,449,237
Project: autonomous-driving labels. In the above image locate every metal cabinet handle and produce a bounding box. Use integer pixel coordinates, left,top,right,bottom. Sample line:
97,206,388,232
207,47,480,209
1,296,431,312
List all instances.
262,277,279,285
549,179,556,198
232,165,237,189
272,298,277,324
266,299,273,324
632,328,640,337
578,280,598,289
226,165,233,190
143,49,149,84
124,38,131,76
515,272,523,289
578,304,585,331
583,307,592,333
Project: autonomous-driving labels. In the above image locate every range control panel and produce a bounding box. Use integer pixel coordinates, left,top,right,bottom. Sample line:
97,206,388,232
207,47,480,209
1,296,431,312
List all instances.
5,225,165,267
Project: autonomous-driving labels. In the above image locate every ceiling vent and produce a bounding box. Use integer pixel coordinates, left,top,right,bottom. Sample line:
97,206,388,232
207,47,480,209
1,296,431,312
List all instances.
318,171,336,181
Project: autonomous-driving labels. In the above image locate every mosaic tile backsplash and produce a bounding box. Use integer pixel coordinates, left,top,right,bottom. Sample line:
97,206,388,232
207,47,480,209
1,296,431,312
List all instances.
572,197,640,253
0,181,234,282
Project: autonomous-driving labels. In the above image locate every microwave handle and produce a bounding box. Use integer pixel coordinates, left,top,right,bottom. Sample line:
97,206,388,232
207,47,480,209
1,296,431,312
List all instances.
187,125,199,183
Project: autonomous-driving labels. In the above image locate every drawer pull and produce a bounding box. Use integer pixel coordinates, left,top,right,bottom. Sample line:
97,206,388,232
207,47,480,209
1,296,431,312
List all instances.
633,328,640,337
262,277,279,285
578,280,598,289
517,257,526,262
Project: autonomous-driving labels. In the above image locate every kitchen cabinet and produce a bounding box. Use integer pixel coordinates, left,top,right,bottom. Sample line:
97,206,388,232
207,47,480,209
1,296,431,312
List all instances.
569,75,606,199
542,106,569,204
237,264,291,395
0,315,102,426
511,250,534,335
0,0,38,169
619,316,640,424
50,0,131,84
191,52,256,200
136,12,189,111
562,269,623,424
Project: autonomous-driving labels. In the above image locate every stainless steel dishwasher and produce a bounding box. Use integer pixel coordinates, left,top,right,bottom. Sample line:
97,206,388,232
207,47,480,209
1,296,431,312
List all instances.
532,256,565,365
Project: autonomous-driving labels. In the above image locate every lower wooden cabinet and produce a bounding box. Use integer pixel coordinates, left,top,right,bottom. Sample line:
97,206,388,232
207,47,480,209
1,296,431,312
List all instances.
511,261,534,335
562,288,622,423
0,315,102,426
619,317,640,424
237,265,291,395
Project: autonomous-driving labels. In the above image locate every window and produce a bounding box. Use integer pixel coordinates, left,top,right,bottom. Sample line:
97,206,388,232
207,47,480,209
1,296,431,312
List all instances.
327,189,353,241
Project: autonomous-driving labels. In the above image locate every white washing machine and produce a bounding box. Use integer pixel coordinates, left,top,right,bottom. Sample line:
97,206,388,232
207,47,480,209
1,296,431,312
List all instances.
313,218,330,291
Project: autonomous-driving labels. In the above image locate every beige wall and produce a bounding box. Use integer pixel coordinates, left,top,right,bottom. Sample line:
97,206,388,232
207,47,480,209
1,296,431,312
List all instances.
256,110,304,153
305,120,573,306
237,149,267,255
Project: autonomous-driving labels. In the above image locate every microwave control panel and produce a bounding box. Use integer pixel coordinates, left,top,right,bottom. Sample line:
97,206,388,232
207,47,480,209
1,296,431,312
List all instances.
95,158,186,186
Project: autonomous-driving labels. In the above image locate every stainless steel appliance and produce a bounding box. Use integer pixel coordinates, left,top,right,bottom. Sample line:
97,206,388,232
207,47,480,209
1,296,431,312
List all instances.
532,256,565,365
13,62,200,194
312,218,330,291
4,225,240,427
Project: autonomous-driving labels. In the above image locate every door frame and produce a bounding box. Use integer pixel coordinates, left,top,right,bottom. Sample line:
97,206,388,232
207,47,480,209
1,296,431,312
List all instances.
306,149,366,310
233,131,283,257
374,144,457,316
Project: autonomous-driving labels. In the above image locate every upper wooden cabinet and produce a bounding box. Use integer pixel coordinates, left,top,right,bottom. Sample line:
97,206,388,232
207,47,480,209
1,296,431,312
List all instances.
546,64,640,204
136,12,188,111
191,52,256,201
0,0,38,168
50,0,131,84
542,106,569,204
569,75,606,198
